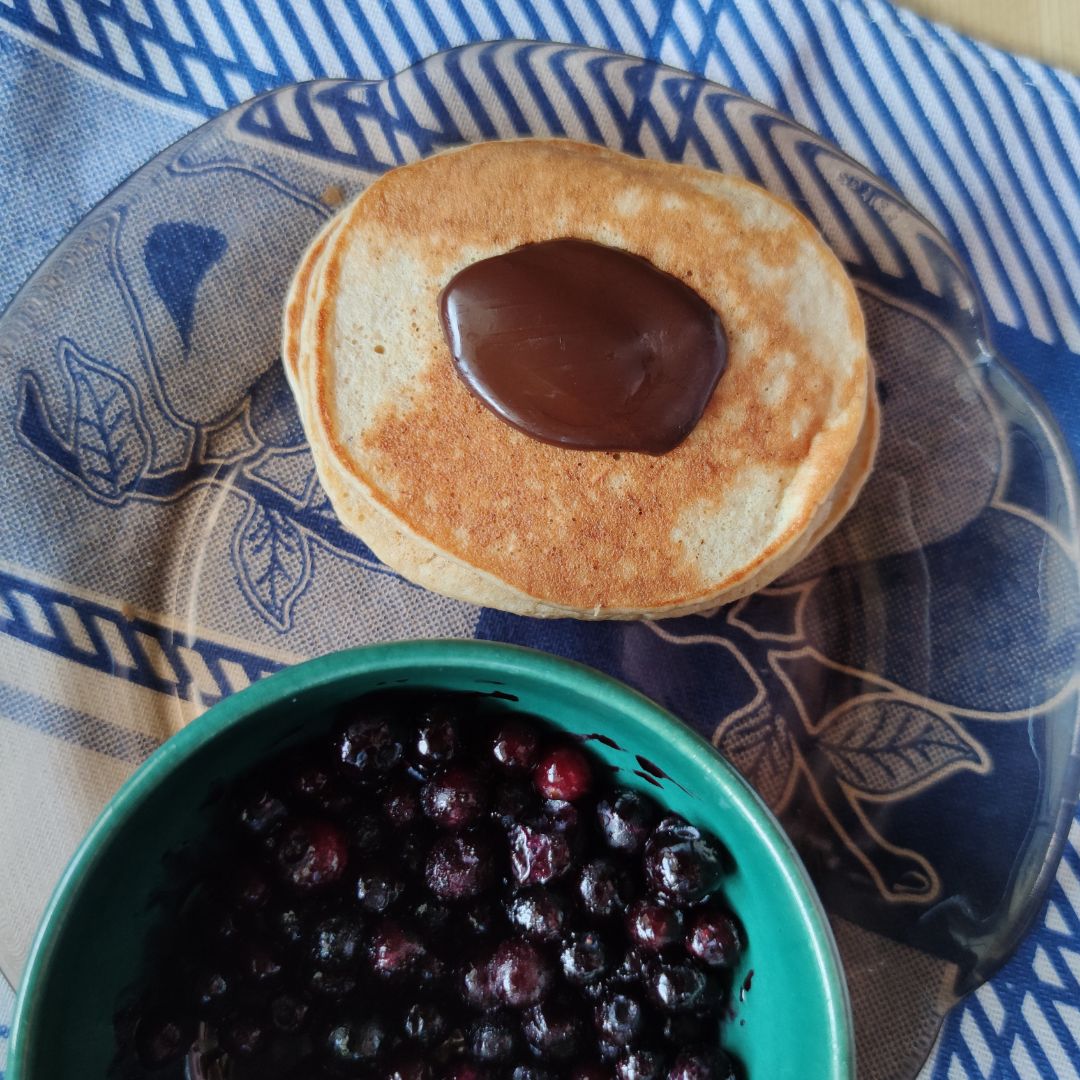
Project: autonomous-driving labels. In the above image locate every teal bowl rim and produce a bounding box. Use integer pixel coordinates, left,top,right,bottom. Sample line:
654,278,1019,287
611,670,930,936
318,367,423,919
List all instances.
8,638,854,1077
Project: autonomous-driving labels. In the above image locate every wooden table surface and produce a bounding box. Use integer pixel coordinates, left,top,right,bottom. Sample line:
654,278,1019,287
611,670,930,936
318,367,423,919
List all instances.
902,0,1080,72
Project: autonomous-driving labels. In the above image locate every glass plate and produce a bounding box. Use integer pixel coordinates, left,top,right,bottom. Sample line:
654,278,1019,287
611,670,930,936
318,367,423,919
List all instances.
0,41,1077,1080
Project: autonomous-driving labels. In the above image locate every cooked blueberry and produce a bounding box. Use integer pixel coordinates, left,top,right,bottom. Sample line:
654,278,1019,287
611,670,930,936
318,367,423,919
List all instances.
534,747,593,802
642,819,721,904
490,938,553,1007
426,833,495,899
559,930,609,986
356,864,405,913
512,1067,559,1080
385,1053,434,1080
134,1010,190,1068
662,1014,713,1045
616,1049,664,1080
578,858,633,917
308,969,359,999
275,818,349,892
521,1003,585,1061
572,1066,613,1080
345,810,386,857
507,888,567,942
610,949,646,987
403,1001,449,1045
311,913,364,970
644,958,709,1014
597,793,653,853
414,709,459,774
221,1014,267,1057
384,777,421,826
292,760,336,804
594,992,644,1048
336,713,404,780
230,863,272,910
668,1049,736,1080
191,967,231,1013
369,920,433,980
626,901,683,953
414,898,453,936
684,910,740,968
324,1013,388,1066
271,992,310,1034
443,1065,487,1080
238,788,289,837
422,766,488,830
266,904,306,949
469,1012,518,1062
463,949,497,1010
509,823,572,885
491,779,539,827
492,721,539,772
242,941,284,987
463,898,501,938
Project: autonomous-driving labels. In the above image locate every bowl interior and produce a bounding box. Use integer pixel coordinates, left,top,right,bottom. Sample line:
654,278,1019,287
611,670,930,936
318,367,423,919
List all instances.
10,640,851,1078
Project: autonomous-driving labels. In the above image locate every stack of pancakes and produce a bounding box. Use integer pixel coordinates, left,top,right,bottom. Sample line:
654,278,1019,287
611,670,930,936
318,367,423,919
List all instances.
283,139,878,619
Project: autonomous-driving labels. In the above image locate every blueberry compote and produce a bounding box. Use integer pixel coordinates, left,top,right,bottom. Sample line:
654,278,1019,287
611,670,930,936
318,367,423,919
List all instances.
113,694,744,1079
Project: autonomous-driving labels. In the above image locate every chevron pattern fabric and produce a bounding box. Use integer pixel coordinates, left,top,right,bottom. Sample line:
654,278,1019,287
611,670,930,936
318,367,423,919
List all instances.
0,3,1078,1080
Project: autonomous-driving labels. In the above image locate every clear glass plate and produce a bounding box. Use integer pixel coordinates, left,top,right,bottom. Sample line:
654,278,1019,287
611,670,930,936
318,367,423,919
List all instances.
0,41,1077,1080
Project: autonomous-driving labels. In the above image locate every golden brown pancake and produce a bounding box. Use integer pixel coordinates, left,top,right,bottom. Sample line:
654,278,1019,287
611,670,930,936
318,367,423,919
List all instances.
287,139,876,618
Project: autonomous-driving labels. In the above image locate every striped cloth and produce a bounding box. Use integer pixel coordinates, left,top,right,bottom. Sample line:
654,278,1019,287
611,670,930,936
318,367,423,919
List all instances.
0,2,1077,1078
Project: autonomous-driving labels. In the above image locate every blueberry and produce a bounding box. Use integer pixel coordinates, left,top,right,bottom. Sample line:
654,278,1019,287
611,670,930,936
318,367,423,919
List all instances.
134,1010,190,1068
662,1014,713,1045
324,1014,388,1067
594,992,644,1048
229,863,272,910
462,898,501,939
266,904,306,950
221,1014,268,1057
308,969,359,999
426,832,495,899
311,913,364,971
625,901,683,953
616,1049,664,1080
597,793,654,853
668,1049,736,1080
355,863,405,913
684,910,740,968
422,766,488,830
344,810,386,857
270,992,310,1034
644,958,709,1014
559,930,609,987
642,819,722,904
521,1003,585,1061
534,746,593,802
386,1054,434,1080
275,818,349,892
492,721,539,772
384,777,421,826
241,941,284,988
414,898,453,936
469,1012,518,1062
368,920,436,981
490,938,553,1007
512,1067,559,1080
491,779,539,828
507,888,567,942
508,823,572,886
578,858,633,917
238,788,289,837
462,949,497,1011
336,713,404,780
413,709,459,774
191,967,231,1014
403,1001,449,1045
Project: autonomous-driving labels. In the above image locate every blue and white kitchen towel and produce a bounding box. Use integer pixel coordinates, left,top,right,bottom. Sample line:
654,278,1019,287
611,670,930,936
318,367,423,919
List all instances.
0,2,1079,1078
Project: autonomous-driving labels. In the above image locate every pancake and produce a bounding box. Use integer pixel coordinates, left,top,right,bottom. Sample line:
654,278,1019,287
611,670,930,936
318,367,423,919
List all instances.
287,139,876,618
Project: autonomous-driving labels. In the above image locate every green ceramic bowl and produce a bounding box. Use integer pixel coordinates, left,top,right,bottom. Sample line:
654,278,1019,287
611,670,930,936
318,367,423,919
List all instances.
8,640,852,1078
